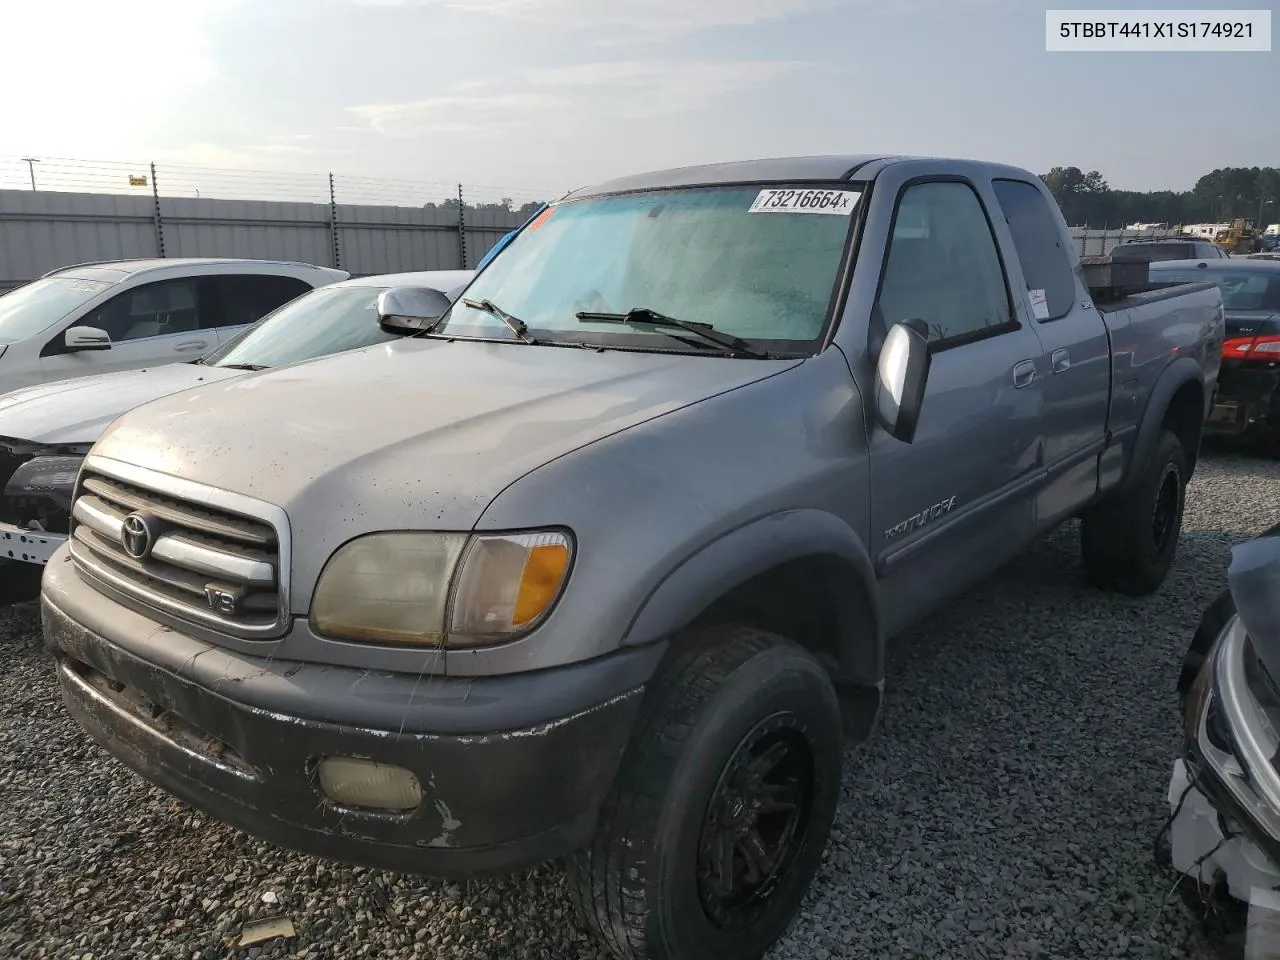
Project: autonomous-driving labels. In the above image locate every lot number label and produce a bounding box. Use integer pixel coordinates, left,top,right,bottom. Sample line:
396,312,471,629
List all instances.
749,188,861,215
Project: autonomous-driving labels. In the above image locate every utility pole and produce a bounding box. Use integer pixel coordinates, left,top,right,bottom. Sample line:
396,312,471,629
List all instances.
20,157,38,190
1259,198,1274,227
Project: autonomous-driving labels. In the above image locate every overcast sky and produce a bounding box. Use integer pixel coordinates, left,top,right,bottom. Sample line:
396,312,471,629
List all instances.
1,0,1275,199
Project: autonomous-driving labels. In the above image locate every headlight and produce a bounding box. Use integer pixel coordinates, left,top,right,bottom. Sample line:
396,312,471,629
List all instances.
312,533,468,645
310,529,572,647
3,455,84,510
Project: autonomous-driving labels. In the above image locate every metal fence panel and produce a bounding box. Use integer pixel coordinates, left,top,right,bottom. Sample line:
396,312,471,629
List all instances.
337,203,462,277
160,196,335,266
0,187,532,291
0,190,157,286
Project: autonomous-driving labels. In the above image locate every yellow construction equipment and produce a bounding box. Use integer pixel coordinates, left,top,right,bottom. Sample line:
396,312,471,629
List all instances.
1215,218,1263,255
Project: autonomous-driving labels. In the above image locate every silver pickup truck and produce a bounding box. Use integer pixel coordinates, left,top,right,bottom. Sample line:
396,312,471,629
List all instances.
41,156,1223,960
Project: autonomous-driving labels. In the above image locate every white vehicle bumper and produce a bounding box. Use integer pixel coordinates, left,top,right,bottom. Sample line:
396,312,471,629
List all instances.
1,522,66,566
1168,757,1280,900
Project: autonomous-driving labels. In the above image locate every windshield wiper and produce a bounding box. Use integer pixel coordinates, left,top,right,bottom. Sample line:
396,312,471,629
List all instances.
217,363,268,371
575,308,766,358
460,297,536,343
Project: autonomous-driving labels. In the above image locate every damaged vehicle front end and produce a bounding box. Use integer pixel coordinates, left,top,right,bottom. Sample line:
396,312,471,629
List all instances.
1171,528,1280,926
0,436,86,601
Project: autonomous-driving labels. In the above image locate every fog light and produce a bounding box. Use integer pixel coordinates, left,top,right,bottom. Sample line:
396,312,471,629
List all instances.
316,757,422,812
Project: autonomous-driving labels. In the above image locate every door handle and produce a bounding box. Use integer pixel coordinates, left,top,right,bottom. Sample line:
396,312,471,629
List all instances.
1051,349,1070,374
1013,359,1036,389
174,340,209,353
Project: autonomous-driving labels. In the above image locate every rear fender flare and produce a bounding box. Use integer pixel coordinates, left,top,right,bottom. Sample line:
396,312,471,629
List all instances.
1124,357,1203,491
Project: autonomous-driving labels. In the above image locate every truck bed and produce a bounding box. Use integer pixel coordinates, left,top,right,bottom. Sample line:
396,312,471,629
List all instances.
1095,280,1219,313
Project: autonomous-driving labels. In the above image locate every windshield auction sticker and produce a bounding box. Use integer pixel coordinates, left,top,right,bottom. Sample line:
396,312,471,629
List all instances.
749,188,862,215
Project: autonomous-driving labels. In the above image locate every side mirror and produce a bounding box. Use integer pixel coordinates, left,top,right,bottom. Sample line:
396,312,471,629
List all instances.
376,287,454,333
875,321,931,443
64,326,112,352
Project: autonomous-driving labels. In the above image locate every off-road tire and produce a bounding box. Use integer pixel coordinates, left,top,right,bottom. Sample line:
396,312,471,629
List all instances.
1081,429,1187,595
566,625,843,960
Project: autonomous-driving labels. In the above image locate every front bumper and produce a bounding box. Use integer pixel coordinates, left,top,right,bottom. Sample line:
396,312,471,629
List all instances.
1167,758,1280,901
43,555,659,878
1175,613,1280,897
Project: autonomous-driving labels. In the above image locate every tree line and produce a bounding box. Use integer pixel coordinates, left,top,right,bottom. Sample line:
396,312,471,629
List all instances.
422,197,545,221
1041,166,1280,229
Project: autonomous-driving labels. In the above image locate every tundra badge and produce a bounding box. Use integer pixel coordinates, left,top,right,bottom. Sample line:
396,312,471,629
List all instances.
885,496,957,541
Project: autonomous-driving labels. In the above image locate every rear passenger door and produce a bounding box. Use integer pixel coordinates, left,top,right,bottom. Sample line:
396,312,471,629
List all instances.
208,275,314,343
869,178,1047,629
990,178,1111,525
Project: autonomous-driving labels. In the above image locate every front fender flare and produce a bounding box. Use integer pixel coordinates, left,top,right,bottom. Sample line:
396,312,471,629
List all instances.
621,509,883,687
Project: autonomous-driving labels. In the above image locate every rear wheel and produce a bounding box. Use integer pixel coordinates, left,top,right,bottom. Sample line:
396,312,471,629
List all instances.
567,625,843,960
1080,429,1187,595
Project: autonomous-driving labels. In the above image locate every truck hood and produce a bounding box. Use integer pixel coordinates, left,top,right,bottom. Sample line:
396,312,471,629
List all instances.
93,338,801,587
0,363,244,445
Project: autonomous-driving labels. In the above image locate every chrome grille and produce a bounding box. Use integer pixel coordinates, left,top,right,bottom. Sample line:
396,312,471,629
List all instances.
69,461,287,638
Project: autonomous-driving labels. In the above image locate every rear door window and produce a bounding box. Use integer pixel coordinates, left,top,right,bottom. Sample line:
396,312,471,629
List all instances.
991,180,1076,321
208,275,314,329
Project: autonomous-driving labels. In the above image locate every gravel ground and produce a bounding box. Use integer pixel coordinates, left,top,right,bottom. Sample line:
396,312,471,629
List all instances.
1,447,1276,960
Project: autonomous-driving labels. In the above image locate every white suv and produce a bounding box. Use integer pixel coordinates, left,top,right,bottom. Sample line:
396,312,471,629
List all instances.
0,258,348,391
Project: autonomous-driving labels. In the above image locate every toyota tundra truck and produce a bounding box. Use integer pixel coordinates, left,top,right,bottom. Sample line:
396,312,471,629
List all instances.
41,156,1224,960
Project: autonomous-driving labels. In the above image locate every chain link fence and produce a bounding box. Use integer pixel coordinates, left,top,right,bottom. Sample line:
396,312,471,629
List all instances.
0,157,557,291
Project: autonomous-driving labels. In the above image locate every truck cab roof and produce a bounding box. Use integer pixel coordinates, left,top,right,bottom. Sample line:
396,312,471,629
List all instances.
565,155,1044,199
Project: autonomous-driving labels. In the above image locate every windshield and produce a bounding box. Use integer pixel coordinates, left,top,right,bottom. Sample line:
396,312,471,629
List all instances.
203,285,398,368
0,277,114,344
1155,268,1280,311
432,184,861,353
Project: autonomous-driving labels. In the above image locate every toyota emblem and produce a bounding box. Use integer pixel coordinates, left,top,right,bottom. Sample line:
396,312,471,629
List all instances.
121,513,154,560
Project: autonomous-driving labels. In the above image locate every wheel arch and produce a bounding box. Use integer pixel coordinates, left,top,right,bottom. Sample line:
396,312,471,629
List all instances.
1128,358,1205,489
622,509,883,740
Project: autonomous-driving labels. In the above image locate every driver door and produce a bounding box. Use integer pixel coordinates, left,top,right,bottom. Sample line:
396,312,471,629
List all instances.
38,277,215,384
867,179,1048,634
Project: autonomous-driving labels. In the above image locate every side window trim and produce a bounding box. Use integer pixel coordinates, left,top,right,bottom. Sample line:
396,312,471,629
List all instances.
872,175,1020,355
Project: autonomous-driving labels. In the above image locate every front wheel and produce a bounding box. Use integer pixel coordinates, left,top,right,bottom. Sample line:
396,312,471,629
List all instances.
567,625,843,960
1080,429,1187,595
